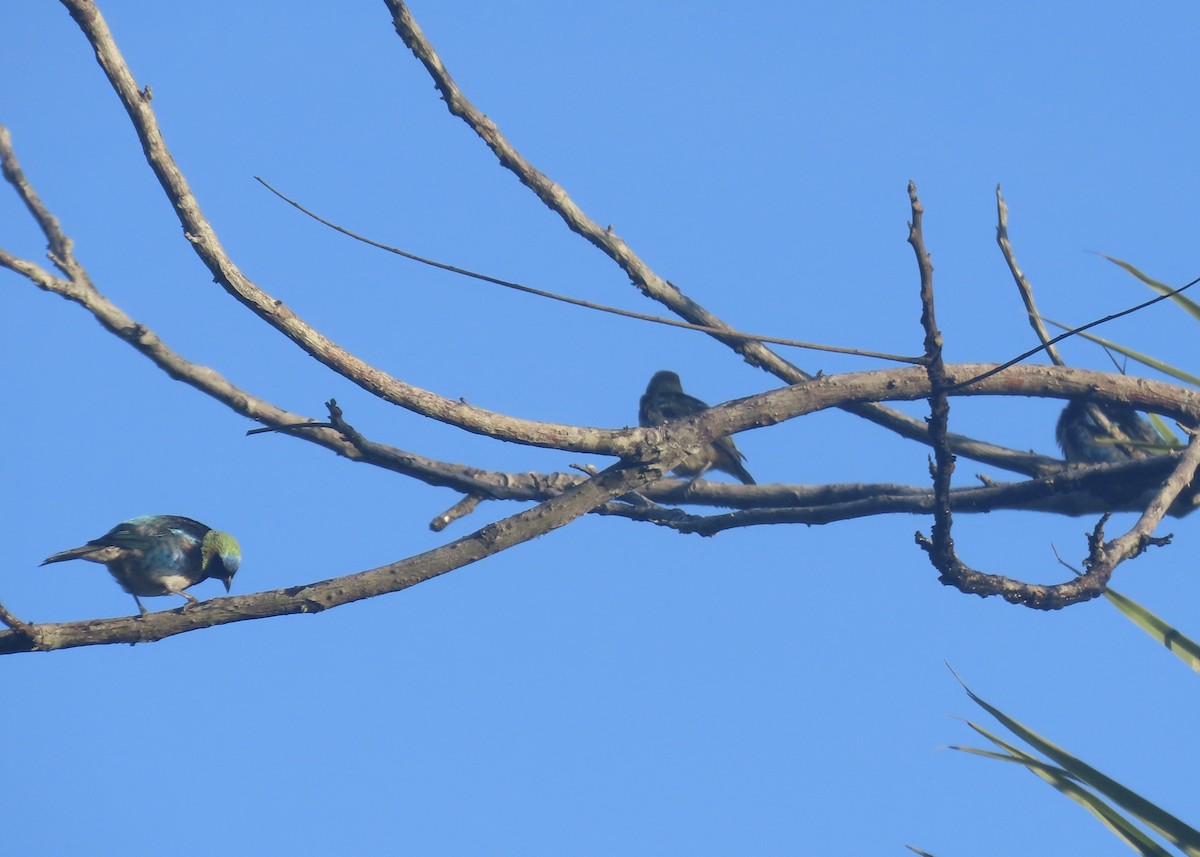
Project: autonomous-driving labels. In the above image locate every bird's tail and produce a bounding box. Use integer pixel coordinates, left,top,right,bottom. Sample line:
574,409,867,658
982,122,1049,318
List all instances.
713,437,756,485
731,462,756,486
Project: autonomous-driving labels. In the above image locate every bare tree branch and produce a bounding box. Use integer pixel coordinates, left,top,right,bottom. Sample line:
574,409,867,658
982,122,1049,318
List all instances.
0,458,659,655
0,126,88,285
53,0,643,457
12,121,1184,527
599,455,1200,534
907,182,968,599
1,1,1194,648
948,275,1200,392
1095,427,1200,558
4,145,1194,474
913,430,1200,610
301,399,1200,528
0,600,42,647
3,161,1193,500
907,181,1200,610
430,494,484,532
995,186,1148,455
12,111,1186,487
378,0,1061,479
996,184,1065,368
48,0,1096,484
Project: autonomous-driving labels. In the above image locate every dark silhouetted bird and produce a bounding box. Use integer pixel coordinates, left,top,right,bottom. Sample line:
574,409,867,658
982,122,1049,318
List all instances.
42,515,241,616
1056,399,1161,464
638,370,756,485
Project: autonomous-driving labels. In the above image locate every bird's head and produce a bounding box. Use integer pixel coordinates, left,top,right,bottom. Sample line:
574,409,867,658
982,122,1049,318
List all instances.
201,530,242,592
646,370,684,396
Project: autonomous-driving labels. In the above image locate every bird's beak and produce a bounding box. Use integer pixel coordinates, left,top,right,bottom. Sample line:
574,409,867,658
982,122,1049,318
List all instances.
223,578,232,593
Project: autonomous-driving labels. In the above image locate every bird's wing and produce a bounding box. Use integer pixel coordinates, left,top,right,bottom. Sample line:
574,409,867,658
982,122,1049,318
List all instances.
149,515,209,539
99,522,161,552
651,392,708,422
101,516,204,551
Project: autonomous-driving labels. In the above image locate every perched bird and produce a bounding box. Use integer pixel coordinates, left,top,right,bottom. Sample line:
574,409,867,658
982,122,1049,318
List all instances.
638,370,756,485
42,515,241,616
1056,399,1161,464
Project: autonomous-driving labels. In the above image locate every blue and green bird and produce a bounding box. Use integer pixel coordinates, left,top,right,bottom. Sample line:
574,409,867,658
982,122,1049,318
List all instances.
1056,399,1161,464
42,515,241,616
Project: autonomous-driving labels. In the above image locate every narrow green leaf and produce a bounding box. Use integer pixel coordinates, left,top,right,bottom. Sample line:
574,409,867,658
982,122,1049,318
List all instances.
1105,587,1200,673
952,737,1172,857
960,721,1068,774
1042,317,1200,388
952,744,1068,776
1146,414,1182,447
954,675,1200,855
1101,254,1200,322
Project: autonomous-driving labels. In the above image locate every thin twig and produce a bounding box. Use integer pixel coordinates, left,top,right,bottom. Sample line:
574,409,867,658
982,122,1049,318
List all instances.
1090,427,1200,573
907,183,962,594
0,126,87,285
54,0,643,457
996,187,1149,449
429,495,484,532
379,0,1058,476
256,177,922,366
948,274,1200,392
995,185,1065,367
0,600,42,646
8,138,1160,509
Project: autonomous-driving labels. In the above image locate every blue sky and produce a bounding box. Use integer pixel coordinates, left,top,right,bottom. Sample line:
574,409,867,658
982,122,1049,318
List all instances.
4,2,1200,854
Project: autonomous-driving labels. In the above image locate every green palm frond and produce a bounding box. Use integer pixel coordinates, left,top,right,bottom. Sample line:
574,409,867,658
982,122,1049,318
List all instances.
1042,317,1200,389
1100,254,1200,321
950,673,1200,855
1104,587,1200,674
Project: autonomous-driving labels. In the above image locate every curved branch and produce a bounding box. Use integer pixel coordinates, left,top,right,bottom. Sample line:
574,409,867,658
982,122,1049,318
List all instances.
379,0,1062,477
49,2,1094,479
915,433,1200,610
0,457,658,655
8,217,1194,486
11,119,1181,486
905,182,1200,609
594,455,1200,533
4,2,1195,661
382,359,1200,486
53,0,631,457
299,400,1200,527
18,136,1170,520
6,200,1194,475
